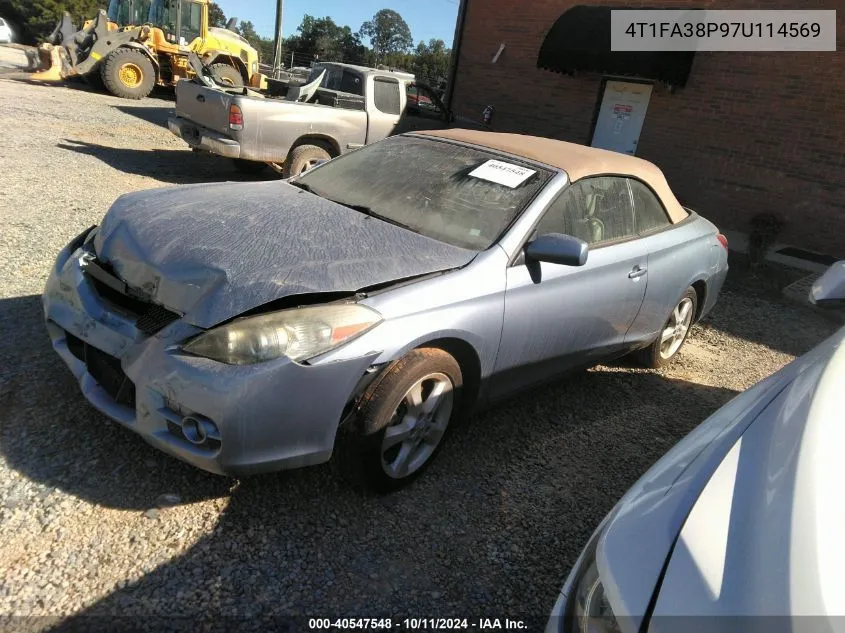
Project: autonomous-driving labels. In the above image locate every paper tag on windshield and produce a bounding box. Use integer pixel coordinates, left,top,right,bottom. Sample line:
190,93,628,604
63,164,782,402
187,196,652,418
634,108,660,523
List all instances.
469,160,536,188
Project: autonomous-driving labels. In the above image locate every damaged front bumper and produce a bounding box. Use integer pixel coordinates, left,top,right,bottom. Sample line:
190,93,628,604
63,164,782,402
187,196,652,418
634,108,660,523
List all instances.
168,116,241,159
42,233,380,476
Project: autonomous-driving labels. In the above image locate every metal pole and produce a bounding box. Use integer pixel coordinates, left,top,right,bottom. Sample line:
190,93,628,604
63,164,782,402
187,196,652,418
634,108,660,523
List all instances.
272,0,284,79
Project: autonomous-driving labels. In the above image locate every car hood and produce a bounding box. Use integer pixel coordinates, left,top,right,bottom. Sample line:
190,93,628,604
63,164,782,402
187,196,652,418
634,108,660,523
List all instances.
649,327,845,619
93,180,477,329
592,326,845,628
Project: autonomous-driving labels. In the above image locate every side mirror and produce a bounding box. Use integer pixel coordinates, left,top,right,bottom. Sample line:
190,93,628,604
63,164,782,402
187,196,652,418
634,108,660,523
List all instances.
525,233,588,267
810,261,845,307
226,17,238,31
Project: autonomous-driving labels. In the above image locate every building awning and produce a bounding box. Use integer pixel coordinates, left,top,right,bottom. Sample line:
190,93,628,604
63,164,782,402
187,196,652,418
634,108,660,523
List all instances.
537,6,695,86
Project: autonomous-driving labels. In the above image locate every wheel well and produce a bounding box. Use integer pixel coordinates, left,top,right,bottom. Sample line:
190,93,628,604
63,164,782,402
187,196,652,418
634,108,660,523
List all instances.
417,338,482,414
292,135,341,158
691,280,707,322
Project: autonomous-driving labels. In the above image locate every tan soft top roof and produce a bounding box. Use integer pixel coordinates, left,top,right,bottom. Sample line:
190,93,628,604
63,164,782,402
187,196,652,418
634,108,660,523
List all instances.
419,128,688,223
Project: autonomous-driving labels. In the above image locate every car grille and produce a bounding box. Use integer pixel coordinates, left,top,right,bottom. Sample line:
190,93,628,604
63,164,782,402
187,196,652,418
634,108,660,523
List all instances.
85,260,180,336
66,333,136,409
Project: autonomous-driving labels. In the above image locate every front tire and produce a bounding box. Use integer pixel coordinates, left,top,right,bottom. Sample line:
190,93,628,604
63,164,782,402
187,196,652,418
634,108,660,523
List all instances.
100,48,156,100
209,63,244,88
335,348,463,493
636,287,698,368
283,144,331,178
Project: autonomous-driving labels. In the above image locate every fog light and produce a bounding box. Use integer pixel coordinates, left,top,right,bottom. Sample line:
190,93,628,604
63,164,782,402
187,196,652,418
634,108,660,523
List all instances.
180,415,218,445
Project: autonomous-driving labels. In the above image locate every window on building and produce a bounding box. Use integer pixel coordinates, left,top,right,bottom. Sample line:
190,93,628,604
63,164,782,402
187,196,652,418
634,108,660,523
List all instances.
628,179,671,234
535,177,636,245
373,77,401,115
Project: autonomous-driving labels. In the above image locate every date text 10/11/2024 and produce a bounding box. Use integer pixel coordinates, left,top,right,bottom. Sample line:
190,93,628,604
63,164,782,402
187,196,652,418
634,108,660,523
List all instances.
308,618,527,630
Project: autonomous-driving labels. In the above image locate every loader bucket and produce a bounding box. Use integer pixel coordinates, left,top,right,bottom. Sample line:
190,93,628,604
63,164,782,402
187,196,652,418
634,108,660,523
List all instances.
29,45,75,82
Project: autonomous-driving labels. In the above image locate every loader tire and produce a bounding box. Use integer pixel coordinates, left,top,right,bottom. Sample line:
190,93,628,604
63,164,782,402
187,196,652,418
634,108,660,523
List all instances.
101,48,156,100
209,63,244,88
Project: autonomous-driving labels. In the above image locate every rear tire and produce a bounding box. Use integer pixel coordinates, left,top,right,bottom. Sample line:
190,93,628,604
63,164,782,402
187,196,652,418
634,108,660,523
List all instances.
334,348,463,493
283,144,331,178
232,158,268,174
636,287,698,368
100,48,156,100
209,63,244,88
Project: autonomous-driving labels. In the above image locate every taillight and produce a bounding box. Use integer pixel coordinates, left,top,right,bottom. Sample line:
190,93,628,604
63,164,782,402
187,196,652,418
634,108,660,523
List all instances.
717,233,729,251
229,104,243,131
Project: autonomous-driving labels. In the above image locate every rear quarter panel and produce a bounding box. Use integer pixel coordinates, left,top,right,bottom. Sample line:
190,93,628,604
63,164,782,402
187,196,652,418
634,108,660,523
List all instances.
627,214,724,345
176,81,369,162
234,99,368,162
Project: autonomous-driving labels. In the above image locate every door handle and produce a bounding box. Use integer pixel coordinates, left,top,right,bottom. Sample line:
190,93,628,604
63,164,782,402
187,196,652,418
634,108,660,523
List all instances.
196,94,205,102
628,265,647,279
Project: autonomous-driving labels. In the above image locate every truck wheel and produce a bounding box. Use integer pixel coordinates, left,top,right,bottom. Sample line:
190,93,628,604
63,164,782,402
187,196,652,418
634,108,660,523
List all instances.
209,63,244,88
284,144,331,178
101,48,156,100
231,159,268,174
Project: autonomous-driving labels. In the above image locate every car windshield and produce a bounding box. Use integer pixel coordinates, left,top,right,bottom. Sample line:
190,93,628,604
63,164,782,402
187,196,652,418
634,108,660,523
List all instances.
294,136,552,250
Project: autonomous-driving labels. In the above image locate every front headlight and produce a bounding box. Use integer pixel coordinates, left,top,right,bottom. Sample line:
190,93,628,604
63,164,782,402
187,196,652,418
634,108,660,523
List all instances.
182,303,381,365
570,556,621,633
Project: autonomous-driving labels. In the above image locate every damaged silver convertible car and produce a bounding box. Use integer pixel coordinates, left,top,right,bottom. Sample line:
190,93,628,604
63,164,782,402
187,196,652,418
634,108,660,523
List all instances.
44,129,728,491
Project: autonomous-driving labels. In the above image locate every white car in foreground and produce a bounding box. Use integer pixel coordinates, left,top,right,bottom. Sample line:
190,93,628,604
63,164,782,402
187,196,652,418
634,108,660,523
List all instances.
547,262,845,633
0,18,13,44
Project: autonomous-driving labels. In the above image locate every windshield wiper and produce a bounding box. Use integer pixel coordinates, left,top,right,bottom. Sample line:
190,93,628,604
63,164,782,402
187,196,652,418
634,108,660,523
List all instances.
289,180,314,193
329,200,418,233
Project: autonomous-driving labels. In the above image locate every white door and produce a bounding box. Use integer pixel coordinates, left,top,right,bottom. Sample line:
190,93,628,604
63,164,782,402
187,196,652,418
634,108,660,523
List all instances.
590,80,653,155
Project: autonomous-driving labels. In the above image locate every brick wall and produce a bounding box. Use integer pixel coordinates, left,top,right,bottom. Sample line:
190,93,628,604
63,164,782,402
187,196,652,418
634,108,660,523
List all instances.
450,0,845,256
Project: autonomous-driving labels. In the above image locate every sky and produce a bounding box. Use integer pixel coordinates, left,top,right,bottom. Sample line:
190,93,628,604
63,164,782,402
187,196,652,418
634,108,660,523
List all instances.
214,0,461,47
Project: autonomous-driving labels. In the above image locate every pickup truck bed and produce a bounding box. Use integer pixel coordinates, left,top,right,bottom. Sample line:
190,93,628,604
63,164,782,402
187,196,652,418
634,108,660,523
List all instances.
169,81,369,163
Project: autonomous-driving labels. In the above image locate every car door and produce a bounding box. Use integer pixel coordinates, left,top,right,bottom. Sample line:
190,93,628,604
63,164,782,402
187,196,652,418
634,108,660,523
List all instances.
490,176,649,398
393,82,449,135
366,76,403,143
624,178,703,345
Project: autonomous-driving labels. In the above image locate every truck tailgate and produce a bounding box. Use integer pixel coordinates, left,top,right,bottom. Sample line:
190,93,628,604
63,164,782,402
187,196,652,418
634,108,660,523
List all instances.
175,81,235,135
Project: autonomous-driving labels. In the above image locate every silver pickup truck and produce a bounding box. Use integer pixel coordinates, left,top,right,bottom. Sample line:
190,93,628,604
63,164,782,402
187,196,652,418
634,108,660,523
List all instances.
168,62,453,177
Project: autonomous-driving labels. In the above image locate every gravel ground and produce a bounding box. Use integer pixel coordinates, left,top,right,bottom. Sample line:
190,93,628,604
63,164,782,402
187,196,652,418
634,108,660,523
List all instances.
0,45,841,631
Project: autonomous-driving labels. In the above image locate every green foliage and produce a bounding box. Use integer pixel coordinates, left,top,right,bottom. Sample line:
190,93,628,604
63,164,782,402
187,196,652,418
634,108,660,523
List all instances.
1,0,107,42
284,14,367,65
359,9,413,60
411,39,450,87
236,20,274,64
208,2,226,28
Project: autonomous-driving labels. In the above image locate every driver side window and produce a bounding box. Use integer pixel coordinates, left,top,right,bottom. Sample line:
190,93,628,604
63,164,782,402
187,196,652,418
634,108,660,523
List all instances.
534,177,636,246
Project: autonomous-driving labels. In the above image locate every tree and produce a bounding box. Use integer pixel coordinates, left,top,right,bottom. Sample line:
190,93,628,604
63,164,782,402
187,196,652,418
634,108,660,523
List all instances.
1,0,106,42
235,20,274,63
208,2,226,28
284,14,366,65
359,9,412,61
411,38,451,87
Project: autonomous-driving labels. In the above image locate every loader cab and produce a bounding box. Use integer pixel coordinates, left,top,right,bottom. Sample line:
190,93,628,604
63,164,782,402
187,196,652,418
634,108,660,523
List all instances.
110,0,207,47
143,0,203,46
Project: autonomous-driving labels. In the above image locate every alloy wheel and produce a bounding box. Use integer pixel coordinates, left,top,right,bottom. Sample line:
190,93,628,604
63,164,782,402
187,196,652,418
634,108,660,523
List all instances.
380,372,454,479
659,297,694,359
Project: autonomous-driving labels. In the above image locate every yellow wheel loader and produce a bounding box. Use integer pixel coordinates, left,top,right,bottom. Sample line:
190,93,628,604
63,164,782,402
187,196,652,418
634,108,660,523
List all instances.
28,0,262,100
